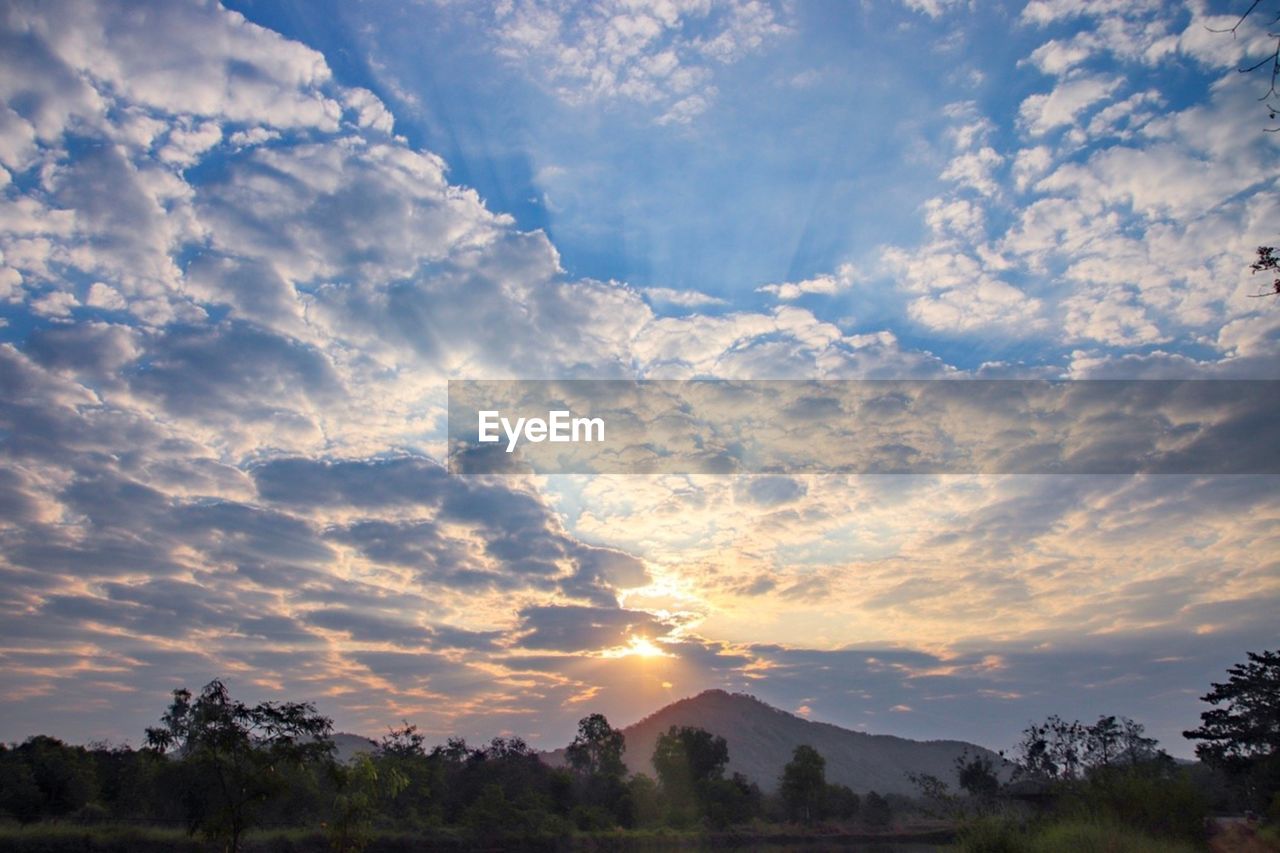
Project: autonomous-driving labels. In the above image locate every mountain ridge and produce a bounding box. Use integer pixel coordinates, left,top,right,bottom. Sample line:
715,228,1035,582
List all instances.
543,688,1004,796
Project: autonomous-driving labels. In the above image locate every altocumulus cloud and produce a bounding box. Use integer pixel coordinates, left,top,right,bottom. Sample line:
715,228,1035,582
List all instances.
0,0,1276,757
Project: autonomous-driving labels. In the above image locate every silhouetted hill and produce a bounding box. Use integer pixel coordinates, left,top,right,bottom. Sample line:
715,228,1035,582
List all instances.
545,689,1004,795
331,732,377,763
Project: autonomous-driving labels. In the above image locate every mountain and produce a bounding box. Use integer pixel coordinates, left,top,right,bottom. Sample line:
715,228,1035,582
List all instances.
331,732,378,763
545,689,1004,796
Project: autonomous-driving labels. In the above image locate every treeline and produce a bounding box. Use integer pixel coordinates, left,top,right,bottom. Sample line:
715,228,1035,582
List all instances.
2,649,1276,852
0,681,898,851
910,648,1280,853
912,715,1214,850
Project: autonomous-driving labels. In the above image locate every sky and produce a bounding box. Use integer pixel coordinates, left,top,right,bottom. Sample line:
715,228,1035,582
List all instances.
0,0,1277,760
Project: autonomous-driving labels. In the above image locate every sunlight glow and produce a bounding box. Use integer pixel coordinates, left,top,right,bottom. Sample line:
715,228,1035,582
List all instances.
601,635,671,659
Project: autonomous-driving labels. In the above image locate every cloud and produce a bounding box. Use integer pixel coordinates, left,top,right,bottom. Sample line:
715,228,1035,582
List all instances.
0,0,1275,760
898,0,969,18
756,265,860,301
940,146,1004,195
1026,37,1096,76
644,287,727,308
516,604,671,652
1019,76,1121,136
907,279,1044,333
736,476,806,506
490,0,789,122
7,0,343,131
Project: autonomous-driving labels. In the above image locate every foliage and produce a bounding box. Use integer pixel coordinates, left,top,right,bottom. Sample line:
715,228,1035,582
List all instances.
1006,710,1207,846
0,737,96,822
824,782,860,821
0,755,43,824
564,713,625,782
910,749,1006,824
623,773,663,828
143,679,334,852
1015,715,1167,782
651,725,728,793
861,790,892,828
1251,246,1280,297
0,669,1259,845
651,725,734,826
956,815,1028,853
1184,649,1280,809
699,771,762,829
957,751,1001,803
779,744,826,823
325,754,407,853
958,810,1204,853
1057,765,1206,843
564,713,630,825
370,723,441,828
1024,817,1201,853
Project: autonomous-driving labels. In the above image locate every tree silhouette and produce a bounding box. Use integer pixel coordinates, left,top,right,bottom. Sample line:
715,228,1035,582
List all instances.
565,713,626,781
1183,649,1280,809
144,679,333,852
652,725,729,792
955,750,1000,803
326,754,407,853
565,714,628,826
1212,1,1280,129
1250,246,1280,297
651,726,729,825
779,744,826,823
861,790,892,828
1211,6,1280,296
1014,714,1168,783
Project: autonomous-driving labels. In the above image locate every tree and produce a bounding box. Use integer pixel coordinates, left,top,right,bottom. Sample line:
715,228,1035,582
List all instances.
565,713,628,825
779,744,826,823
565,713,626,780
624,773,663,827
824,783,860,820
1184,649,1280,808
651,726,729,825
374,722,441,827
1115,718,1166,769
326,754,407,853
955,751,1000,803
1086,716,1124,769
0,749,43,824
862,789,892,828
144,679,334,852
1250,246,1280,297
1016,715,1168,782
1212,1,1280,129
1015,716,1087,781
1210,6,1280,296
699,771,762,828
378,721,427,759
652,725,729,793
2,736,96,820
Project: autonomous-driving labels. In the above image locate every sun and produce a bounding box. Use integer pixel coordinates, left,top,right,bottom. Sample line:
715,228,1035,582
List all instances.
602,635,671,659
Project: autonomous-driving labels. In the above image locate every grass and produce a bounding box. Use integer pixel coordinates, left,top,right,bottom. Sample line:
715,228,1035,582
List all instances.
957,816,1204,853
0,823,205,852
1027,819,1200,853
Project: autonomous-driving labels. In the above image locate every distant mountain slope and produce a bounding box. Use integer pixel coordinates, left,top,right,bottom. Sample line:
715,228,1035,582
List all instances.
332,732,378,763
545,689,1003,796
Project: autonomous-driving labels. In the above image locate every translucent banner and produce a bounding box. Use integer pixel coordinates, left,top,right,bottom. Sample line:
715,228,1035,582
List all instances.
447,380,1280,475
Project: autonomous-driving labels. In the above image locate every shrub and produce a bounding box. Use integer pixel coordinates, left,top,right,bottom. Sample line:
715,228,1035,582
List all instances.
1061,766,1206,843
1027,818,1199,853
957,815,1029,853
